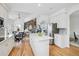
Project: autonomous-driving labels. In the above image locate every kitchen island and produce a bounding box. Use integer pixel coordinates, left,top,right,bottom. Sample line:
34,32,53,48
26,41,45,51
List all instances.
29,33,52,56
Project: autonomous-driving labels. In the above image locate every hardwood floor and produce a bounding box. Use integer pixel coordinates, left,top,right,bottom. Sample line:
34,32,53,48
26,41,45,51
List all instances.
9,36,79,56
49,45,79,56
9,39,33,56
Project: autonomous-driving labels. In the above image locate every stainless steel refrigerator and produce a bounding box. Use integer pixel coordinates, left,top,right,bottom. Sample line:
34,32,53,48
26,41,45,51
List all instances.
48,23,59,45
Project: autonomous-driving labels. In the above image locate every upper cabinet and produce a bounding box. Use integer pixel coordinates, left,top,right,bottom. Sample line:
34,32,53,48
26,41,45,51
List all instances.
0,4,8,19
57,13,67,28
50,9,67,28
50,16,57,23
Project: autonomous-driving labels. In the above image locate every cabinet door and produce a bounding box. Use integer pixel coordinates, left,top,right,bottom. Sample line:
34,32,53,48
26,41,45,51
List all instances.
50,16,57,23
55,34,67,48
57,15,61,28
54,35,61,47
57,13,67,28
0,36,14,56
0,42,9,56
7,36,15,55
0,46,6,56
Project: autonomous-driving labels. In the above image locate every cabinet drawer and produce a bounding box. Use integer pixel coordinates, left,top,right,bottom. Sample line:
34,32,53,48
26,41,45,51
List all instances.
0,45,9,56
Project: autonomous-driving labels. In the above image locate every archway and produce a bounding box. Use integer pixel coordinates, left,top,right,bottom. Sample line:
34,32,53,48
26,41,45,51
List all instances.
69,10,79,47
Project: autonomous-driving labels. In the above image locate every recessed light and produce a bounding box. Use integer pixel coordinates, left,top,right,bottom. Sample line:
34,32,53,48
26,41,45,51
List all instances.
38,3,41,7
50,8,53,10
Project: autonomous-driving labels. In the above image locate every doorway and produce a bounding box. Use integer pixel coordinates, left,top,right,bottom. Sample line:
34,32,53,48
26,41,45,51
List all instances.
70,11,79,47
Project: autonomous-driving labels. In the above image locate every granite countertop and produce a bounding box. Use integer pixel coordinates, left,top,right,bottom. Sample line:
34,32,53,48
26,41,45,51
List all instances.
30,33,53,41
0,34,13,38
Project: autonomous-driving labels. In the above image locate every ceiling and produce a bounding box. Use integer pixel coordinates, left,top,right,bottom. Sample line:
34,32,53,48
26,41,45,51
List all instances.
5,3,78,15
71,10,79,17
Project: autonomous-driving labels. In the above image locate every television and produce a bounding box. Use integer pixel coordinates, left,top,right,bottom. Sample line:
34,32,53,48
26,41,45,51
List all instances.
0,17,4,27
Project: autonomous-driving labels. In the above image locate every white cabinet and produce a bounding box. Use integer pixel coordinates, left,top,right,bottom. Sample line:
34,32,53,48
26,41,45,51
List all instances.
0,4,7,18
50,11,67,28
57,13,67,28
0,36,14,56
29,34,49,56
54,34,67,48
50,16,57,23
30,40,49,56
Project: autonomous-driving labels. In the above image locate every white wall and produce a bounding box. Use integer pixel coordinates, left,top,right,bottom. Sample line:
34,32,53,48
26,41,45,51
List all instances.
67,4,79,37
70,15,79,36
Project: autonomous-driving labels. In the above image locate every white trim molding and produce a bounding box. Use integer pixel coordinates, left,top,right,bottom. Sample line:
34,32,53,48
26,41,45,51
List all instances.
0,3,10,11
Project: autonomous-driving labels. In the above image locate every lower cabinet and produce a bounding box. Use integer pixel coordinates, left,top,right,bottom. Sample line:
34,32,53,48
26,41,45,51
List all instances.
54,34,67,48
30,38,49,56
0,36,14,56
